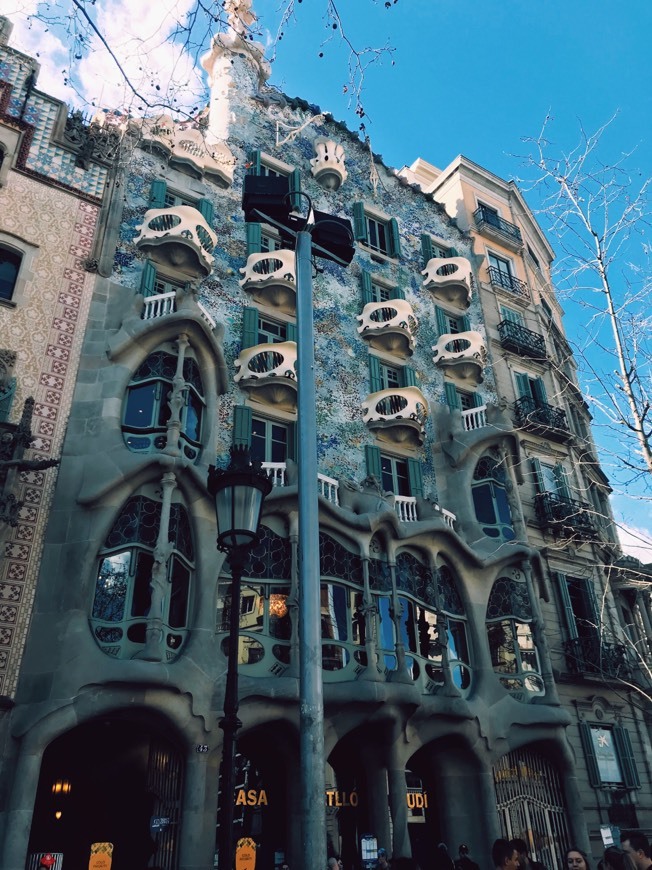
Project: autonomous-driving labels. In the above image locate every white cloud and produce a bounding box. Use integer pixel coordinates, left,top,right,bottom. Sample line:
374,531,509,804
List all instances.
618,523,652,564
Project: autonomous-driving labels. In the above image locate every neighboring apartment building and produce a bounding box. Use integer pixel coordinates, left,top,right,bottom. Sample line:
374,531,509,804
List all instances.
1,7,651,870
0,11,109,781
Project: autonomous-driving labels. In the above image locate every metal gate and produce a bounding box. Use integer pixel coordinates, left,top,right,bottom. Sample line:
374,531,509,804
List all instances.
147,736,184,870
493,749,569,870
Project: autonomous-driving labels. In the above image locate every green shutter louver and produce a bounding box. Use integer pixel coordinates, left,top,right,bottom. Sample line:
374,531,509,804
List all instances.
246,223,262,257
407,458,423,498
196,198,214,225
551,571,578,640
241,307,259,350
365,444,382,481
286,322,297,343
435,307,448,338
149,179,167,208
368,356,383,393
554,464,572,500
472,391,484,408
388,218,401,258
392,286,405,301
461,314,471,332
449,247,459,257
247,150,261,175
613,726,641,789
361,270,374,305
532,376,548,405
353,202,368,243
402,366,417,388
287,421,298,462
531,458,545,495
232,405,252,448
289,168,302,211
421,233,434,265
0,376,16,423
140,260,157,297
515,372,531,399
444,382,460,410
578,722,602,788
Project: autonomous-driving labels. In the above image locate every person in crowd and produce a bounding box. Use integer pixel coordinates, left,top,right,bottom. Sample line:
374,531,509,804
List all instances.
603,848,637,870
621,832,652,870
455,844,480,870
378,848,391,870
565,849,591,870
435,843,455,870
492,839,520,870
510,838,547,870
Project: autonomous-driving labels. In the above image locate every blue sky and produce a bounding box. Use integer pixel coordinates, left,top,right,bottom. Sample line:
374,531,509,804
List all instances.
8,0,652,557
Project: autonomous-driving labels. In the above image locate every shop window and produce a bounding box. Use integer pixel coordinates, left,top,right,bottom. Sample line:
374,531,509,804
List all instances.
579,722,640,789
472,456,515,541
0,244,22,302
91,494,194,659
353,202,401,258
122,348,204,461
486,573,544,698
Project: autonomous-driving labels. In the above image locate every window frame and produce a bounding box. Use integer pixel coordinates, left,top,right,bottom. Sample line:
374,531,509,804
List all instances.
0,233,37,308
353,202,401,259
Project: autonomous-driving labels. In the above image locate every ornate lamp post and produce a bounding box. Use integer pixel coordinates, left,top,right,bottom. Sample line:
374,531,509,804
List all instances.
208,445,272,870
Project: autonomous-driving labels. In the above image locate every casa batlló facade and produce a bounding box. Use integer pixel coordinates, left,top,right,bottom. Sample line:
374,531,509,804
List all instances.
1,8,652,870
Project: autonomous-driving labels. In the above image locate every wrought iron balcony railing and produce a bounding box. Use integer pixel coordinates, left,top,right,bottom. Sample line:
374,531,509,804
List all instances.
474,205,523,247
535,492,596,539
562,635,631,680
497,319,546,359
514,395,570,440
487,266,529,298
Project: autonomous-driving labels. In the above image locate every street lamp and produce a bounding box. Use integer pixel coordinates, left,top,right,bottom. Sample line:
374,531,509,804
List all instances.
208,445,273,870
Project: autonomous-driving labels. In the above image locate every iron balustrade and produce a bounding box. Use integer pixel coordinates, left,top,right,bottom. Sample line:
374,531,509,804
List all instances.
562,635,631,680
535,491,596,538
487,266,529,298
514,395,570,436
474,205,523,244
497,319,546,359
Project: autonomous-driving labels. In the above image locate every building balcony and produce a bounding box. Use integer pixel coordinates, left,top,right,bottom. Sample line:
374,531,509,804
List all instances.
487,266,529,300
432,331,487,385
134,206,217,279
473,205,523,251
535,492,597,540
140,291,216,329
562,636,631,680
362,386,428,447
261,465,341,505
357,299,417,358
513,396,571,442
422,257,472,308
138,116,234,187
461,404,488,432
234,341,297,411
497,319,546,359
394,495,456,528
239,249,297,314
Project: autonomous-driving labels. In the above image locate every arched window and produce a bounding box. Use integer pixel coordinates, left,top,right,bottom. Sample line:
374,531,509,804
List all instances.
91,494,194,659
0,244,22,301
472,456,515,540
486,573,544,699
122,346,205,460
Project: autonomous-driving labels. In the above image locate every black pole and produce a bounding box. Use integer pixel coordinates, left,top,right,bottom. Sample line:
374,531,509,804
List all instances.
217,546,247,870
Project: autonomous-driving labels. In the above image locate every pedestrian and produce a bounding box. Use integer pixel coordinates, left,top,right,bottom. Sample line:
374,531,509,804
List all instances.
435,843,455,870
621,832,652,870
603,848,637,870
510,838,547,870
378,848,391,870
455,844,480,870
564,848,591,870
492,839,519,870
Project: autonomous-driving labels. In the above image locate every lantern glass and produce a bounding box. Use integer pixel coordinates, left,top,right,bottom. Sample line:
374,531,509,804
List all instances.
215,481,264,550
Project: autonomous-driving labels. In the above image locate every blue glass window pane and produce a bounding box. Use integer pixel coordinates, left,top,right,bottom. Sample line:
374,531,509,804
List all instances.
320,583,348,641
131,552,154,617
93,551,130,621
124,383,157,428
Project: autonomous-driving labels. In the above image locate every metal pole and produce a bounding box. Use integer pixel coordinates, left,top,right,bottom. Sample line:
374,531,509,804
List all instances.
217,547,245,870
296,229,326,870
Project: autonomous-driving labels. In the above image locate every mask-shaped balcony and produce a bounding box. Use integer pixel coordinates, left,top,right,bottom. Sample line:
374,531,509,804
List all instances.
239,250,297,314
432,331,487,385
357,299,417,358
138,117,234,187
234,341,297,411
422,257,472,308
362,386,428,447
135,206,217,279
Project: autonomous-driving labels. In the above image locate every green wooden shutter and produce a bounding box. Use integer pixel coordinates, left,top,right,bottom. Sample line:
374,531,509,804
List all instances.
613,726,641,789
552,571,578,640
247,150,261,175
391,285,405,301
246,223,262,257
554,464,572,500
515,372,531,399
532,376,548,405
368,356,383,393
196,198,214,225
0,377,16,423
288,168,302,211
578,722,602,788
242,307,259,349
287,421,297,462
388,218,401,258
232,405,252,447
501,306,523,325
584,578,601,629
402,366,417,388
444,382,460,410
531,458,545,494
149,179,167,208
140,260,157,297
435,306,448,338
407,458,423,498
365,444,382,481
472,391,484,408
361,270,374,304
421,233,434,265
353,202,368,243
461,314,471,332
286,322,297,343
449,247,459,257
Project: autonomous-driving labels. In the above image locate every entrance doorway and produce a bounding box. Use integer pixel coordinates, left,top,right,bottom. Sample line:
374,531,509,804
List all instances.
28,714,184,870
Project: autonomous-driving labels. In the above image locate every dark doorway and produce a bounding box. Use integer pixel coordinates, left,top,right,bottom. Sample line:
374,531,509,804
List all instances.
28,715,184,870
